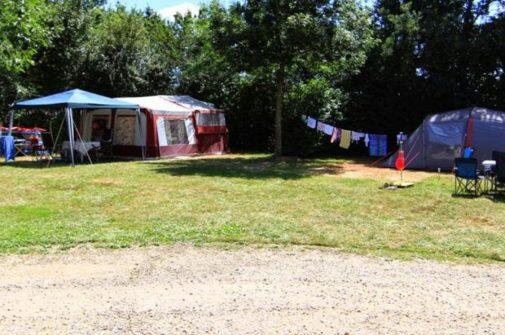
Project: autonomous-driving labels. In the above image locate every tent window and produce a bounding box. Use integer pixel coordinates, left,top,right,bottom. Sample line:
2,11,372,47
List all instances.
164,120,189,145
196,112,225,126
114,116,136,146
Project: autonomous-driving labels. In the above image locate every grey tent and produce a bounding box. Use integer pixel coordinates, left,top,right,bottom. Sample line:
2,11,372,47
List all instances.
385,107,505,171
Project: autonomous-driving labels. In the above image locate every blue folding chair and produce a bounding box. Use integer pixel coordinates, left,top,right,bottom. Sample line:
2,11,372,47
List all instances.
454,158,483,196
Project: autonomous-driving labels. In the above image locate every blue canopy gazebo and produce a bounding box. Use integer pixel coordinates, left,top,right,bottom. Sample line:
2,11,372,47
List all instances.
8,89,141,166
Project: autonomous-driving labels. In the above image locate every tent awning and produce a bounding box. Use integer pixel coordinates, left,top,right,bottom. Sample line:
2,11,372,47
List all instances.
13,89,139,110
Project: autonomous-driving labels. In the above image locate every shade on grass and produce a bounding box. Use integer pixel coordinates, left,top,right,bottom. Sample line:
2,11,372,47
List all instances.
0,154,503,262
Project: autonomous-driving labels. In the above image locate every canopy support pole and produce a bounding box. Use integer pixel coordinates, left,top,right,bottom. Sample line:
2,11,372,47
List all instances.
46,115,66,167
136,108,145,160
65,107,75,167
72,117,93,165
8,110,14,136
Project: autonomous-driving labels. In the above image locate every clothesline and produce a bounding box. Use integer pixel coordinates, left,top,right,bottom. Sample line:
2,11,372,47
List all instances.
304,115,393,157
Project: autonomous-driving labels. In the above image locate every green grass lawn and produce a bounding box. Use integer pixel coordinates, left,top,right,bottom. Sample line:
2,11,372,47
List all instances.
0,154,504,262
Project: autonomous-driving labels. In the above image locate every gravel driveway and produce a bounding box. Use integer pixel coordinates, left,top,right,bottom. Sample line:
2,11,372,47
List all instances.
0,245,503,335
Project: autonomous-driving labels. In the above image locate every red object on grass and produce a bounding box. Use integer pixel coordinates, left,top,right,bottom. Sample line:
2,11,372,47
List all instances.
395,149,405,171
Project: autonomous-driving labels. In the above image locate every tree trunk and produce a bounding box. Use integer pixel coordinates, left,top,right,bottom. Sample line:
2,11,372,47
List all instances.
274,69,284,156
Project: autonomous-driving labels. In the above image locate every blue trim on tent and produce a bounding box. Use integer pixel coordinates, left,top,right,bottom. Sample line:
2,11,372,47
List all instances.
13,89,139,110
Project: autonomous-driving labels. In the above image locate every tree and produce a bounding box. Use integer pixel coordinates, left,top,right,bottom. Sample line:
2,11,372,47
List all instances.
82,6,177,96
171,6,275,151
143,9,179,94
348,0,505,135
0,0,51,113
210,0,373,155
477,10,505,110
29,0,98,95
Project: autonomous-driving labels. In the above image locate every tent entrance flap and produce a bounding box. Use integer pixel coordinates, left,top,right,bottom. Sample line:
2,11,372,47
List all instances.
136,108,145,160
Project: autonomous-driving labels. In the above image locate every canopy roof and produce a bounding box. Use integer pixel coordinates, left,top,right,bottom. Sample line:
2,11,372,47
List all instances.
116,96,191,116
13,89,139,110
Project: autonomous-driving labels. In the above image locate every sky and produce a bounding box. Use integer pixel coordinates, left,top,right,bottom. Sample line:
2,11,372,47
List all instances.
111,0,503,21
113,0,375,19
112,0,233,19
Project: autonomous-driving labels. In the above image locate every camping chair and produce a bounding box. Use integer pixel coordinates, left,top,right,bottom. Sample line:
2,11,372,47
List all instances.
32,133,55,163
493,151,505,194
14,138,29,157
454,158,484,196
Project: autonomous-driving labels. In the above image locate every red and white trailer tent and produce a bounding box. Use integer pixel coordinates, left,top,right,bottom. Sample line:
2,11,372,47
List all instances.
165,95,228,154
80,95,228,158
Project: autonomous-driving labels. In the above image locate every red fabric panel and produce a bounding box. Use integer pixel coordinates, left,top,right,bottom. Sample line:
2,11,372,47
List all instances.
465,117,474,148
197,134,227,153
159,144,199,157
144,110,156,150
196,126,227,134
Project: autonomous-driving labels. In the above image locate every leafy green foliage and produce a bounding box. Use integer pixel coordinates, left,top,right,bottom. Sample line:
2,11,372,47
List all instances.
80,6,177,96
0,0,52,113
346,0,505,135
208,0,374,154
0,0,51,73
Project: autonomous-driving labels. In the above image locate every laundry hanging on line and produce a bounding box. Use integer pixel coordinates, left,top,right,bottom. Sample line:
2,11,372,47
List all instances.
316,121,326,133
316,121,336,137
339,129,351,149
369,134,388,157
331,127,341,143
351,131,366,143
306,117,317,129
323,124,334,136
303,115,392,157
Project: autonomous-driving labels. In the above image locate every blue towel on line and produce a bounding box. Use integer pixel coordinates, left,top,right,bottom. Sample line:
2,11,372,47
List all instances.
369,134,388,157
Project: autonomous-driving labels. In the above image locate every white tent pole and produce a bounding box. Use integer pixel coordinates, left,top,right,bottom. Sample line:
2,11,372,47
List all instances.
72,116,93,165
8,110,14,136
65,107,75,167
136,108,145,160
